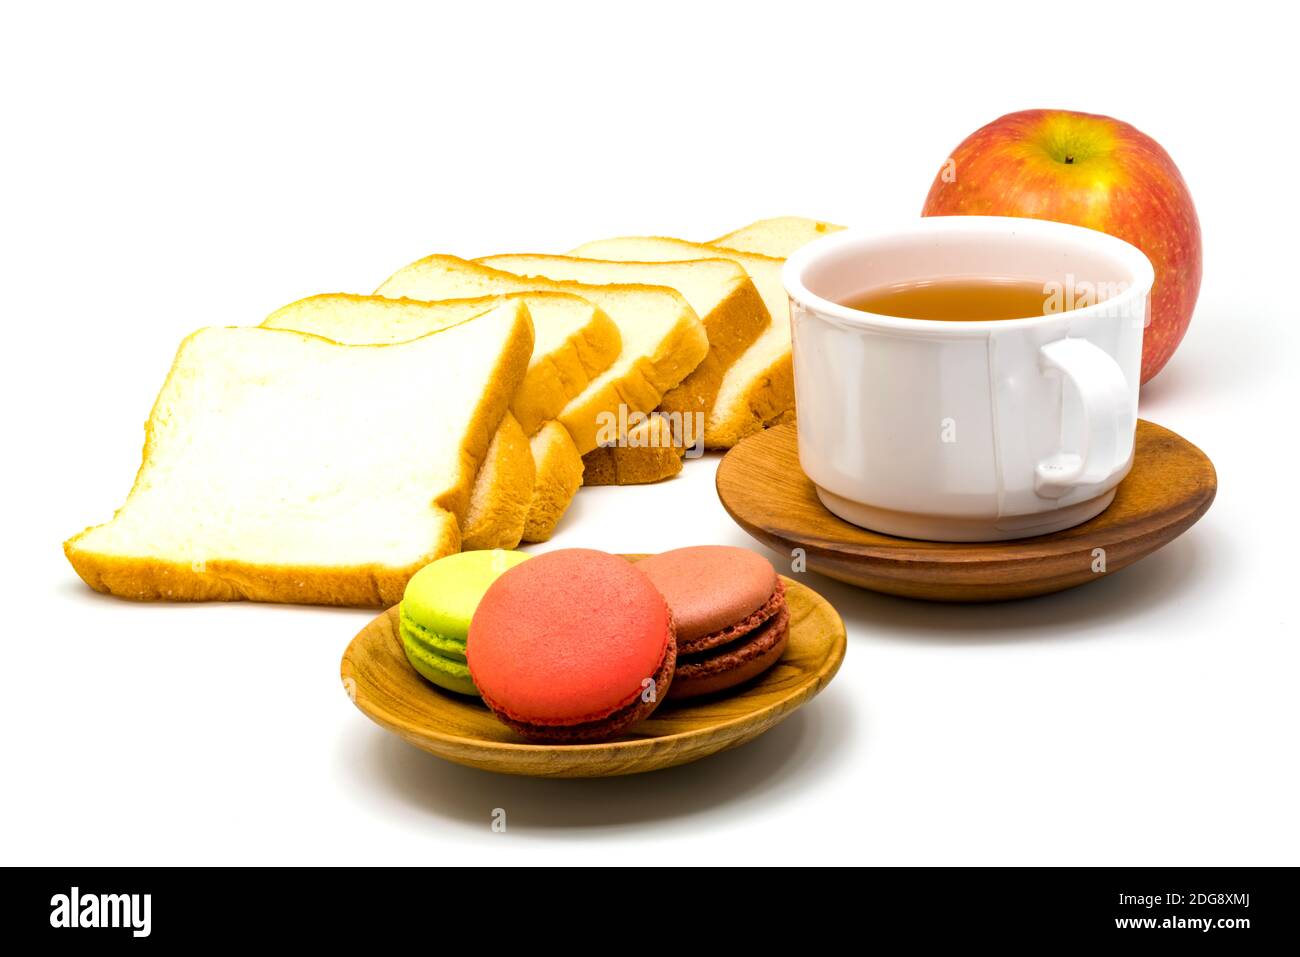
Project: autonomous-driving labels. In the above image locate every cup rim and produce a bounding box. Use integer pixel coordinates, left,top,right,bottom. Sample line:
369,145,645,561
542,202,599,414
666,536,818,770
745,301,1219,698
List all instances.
782,215,1157,334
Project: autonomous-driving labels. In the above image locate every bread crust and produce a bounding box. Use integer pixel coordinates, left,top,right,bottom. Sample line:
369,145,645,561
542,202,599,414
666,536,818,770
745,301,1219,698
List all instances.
520,422,584,542
709,216,845,258
567,237,794,449
505,297,620,434
461,413,535,551
657,275,768,439
704,351,796,448
581,416,685,486
554,291,708,455
61,548,444,607
476,253,766,448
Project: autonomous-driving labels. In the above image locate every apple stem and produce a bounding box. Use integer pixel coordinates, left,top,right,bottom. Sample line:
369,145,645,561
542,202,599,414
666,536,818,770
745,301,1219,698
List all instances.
1065,154,1075,164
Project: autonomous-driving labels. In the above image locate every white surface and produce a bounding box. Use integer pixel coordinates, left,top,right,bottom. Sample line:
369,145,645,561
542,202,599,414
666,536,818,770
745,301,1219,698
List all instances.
2,1,1295,866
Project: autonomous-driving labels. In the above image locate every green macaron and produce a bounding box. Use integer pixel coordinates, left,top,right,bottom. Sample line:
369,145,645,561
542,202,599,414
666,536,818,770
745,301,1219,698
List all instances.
398,549,532,696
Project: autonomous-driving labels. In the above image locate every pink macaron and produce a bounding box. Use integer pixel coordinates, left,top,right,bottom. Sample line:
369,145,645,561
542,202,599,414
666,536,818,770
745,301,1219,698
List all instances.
467,549,676,742
636,546,789,699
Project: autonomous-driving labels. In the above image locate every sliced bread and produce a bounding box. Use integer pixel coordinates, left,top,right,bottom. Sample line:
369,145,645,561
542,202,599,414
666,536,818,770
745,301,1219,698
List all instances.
264,291,619,436
263,292,619,549
263,289,618,546
266,291,540,548
569,237,791,447
375,255,709,455
476,254,767,443
65,301,534,606
709,216,846,258
521,421,584,542
461,412,534,549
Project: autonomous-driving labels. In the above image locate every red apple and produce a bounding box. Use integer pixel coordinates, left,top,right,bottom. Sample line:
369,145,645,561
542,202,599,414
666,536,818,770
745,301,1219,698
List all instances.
922,109,1201,383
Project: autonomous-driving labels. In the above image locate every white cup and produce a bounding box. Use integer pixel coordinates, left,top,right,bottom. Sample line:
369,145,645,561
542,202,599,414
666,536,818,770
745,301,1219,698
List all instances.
783,216,1153,542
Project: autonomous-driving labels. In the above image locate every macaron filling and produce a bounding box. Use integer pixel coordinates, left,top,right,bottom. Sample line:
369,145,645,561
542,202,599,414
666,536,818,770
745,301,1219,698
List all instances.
676,577,787,655
480,628,677,743
675,604,790,677
399,608,467,661
399,620,478,697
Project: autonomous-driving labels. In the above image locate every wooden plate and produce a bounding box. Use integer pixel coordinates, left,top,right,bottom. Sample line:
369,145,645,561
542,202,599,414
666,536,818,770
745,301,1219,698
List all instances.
716,420,1216,602
340,560,846,778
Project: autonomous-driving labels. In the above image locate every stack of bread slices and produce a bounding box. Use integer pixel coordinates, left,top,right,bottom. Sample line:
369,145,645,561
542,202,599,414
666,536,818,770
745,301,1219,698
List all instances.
65,216,845,606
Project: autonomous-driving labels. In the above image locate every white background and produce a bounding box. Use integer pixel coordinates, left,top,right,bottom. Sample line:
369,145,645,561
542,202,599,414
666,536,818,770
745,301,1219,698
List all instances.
3,1,1296,865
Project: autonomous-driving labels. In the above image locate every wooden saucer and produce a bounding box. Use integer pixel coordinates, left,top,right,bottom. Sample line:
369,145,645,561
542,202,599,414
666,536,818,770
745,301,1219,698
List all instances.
340,559,845,778
716,420,1216,602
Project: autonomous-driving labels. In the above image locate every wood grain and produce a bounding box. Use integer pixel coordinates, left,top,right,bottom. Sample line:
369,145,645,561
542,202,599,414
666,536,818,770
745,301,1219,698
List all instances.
716,420,1216,602
340,559,846,777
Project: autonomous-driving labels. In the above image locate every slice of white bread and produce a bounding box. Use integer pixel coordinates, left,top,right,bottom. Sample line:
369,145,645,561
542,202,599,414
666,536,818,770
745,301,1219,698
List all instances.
65,301,534,607
476,254,767,444
266,294,537,549
262,292,619,549
376,255,709,455
569,237,792,446
264,291,619,436
521,421,584,542
461,412,534,549
710,216,846,258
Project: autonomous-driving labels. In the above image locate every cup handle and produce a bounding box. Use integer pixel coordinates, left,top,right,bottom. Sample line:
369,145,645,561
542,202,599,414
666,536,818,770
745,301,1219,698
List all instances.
1034,337,1133,499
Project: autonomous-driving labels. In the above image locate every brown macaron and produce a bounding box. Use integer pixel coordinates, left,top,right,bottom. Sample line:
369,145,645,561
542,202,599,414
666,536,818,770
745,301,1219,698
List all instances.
637,546,789,700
